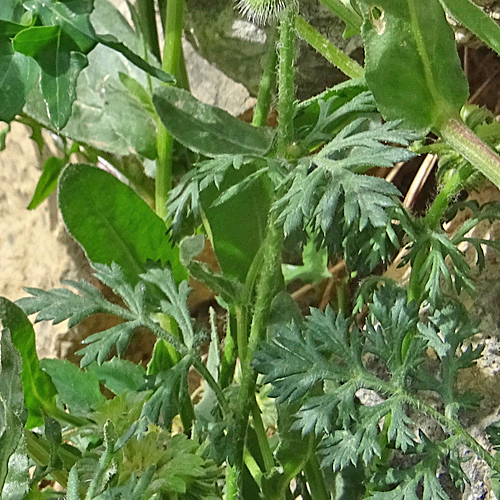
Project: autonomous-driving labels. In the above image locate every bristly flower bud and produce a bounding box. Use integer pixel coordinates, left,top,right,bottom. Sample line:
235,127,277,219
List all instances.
236,0,298,25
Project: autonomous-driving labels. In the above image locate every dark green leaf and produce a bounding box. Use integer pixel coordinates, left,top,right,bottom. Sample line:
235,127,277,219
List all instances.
140,358,191,430
0,1,25,23
18,263,189,368
98,34,174,84
0,40,38,122
202,164,272,283
439,0,500,57
40,358,105,414
0,328,25,492
154,86,274,156
23,0,159,158
27,156,67,209
32,0,97,53
87,358,146,395
357,0,468,132
0,298,57,429
58,164,186,285
0,123,9,151
13,25,89,129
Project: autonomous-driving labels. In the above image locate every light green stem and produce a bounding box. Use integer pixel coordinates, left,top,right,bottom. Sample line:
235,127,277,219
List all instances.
250,397,275,473
155,0,185,218
424,163,475,230
318,0,362,33
439,117,500,190
295,16,364,79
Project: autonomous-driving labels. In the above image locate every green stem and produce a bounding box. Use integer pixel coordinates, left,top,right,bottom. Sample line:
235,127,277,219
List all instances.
85,428,115,500
219,309,237,389
277,6,297,158
46,406,91,429
192,357,229,415
136,0,161,61
295,16,364,79
155,0,185,218
439,117,500,191
318,0,362,33
252,29,278,128
25,430,79,488
425,164,475,230
250,397,275,474
303,453,330,500
232,223,284,494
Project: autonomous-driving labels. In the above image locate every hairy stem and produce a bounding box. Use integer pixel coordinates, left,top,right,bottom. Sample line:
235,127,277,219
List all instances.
295,16,364,79
232,224,284,493
253,29,278,127
425,163,475,230
155,0,184,218
277,6,297,158
439,117,500,191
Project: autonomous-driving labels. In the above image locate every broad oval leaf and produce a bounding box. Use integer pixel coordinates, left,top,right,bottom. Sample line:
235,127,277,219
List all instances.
13,25,89,129
0,40,38,123
357,0,468,132
153,86,274,157
0,298,58,429
58,164,186,284
23,0,159,158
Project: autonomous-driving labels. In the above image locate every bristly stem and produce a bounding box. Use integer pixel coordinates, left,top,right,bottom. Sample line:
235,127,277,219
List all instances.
277,5,297,158
229,7,297,496
425,163,475,230
295,16,364,79
253,29,278,128
439,117,500,191
155,0,185,219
